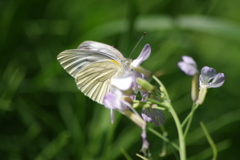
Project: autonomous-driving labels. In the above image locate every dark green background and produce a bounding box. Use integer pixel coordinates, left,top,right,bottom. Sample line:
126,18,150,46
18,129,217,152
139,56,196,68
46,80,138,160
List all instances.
1,0,239,159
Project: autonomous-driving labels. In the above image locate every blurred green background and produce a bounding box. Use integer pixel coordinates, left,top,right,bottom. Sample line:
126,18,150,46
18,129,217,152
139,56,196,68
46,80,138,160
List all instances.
1,0,240,159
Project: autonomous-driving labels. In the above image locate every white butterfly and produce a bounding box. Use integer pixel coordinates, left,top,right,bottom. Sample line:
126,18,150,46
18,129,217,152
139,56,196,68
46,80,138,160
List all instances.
57,41,137,104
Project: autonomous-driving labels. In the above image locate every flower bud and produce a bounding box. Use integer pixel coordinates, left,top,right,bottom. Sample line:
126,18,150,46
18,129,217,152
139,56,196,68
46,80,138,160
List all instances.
133,66,152,77
136,78,155,92
191,74,199,102
197,88,208,105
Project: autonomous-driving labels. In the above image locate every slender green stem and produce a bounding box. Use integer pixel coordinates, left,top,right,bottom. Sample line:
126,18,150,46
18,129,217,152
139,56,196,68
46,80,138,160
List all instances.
146,98,169,108
181,103,199,128
152,75,186,160
152,75,170,100
183,112,193,138
183,103,199,138
151,105,166,110
148,127,179,151
200,122,218,160
159,126,167,157
168,103,186,160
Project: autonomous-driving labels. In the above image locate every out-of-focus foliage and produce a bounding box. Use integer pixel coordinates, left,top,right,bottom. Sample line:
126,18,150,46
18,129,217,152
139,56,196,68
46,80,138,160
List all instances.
0,0,239,159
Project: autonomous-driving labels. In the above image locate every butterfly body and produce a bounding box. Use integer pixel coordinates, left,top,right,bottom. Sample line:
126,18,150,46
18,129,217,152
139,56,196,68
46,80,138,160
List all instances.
57,41,132,104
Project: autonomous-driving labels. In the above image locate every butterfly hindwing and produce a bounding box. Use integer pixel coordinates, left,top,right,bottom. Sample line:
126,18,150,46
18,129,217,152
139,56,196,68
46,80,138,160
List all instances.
75,60,122,104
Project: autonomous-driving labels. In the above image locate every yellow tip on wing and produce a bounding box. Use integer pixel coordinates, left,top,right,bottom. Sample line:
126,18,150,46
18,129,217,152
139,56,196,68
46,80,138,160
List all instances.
109,60,121,67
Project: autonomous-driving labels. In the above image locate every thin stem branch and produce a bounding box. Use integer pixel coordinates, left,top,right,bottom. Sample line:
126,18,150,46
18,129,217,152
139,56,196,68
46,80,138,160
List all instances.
181,103,199,128
152,75,170,100
183,103,199,138
148,127,179,151
146,98,169,108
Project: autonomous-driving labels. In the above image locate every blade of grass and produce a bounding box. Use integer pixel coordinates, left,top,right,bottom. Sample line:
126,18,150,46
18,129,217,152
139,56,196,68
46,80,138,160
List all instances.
188,140,230,160
200,122,217,160
119,147,133,160
34,131,70,160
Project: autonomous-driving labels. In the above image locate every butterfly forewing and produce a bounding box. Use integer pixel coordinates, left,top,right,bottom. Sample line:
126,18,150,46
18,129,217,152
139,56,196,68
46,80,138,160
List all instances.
57,50,113,78
78,41,126,60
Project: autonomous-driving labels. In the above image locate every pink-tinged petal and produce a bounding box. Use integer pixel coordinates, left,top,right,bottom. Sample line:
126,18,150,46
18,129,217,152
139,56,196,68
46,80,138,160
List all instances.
131,44,151,67
103,89,130,111
103,90,122,110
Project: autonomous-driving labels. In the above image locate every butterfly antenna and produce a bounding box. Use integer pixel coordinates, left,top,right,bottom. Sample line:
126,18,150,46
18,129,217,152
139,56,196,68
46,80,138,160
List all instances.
129,32,146,58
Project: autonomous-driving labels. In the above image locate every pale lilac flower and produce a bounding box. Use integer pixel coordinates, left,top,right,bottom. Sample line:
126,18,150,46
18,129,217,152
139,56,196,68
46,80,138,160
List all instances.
103,85,150,152
142,107,166,126
141,128,149,153
103,44,153,152
197,66,225,104
110,70,150,101
103,89,130,123
178,56,198,76
199,66,225,89
131,44,151,67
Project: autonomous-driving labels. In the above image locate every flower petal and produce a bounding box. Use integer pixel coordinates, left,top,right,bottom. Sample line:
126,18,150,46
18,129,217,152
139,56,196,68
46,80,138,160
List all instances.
103,90,122,110
200,66,216,85
141,129,149,152
131,44,151,67
103,89,130,111
208,73,225,88
182,56,197,66
178,56,198,76
111,72,134,90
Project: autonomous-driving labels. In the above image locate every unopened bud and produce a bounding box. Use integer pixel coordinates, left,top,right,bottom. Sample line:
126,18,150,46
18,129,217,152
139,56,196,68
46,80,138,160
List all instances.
191,74,199,102
133,66,152,77
122,88,134,95
123,96,133,105
136,78,155,92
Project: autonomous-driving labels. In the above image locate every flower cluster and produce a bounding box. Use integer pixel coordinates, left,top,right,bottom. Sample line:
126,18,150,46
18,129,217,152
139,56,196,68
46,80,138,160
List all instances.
59,41,227,159
102,52,226,155
103,44,165,153
178,56,225,104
